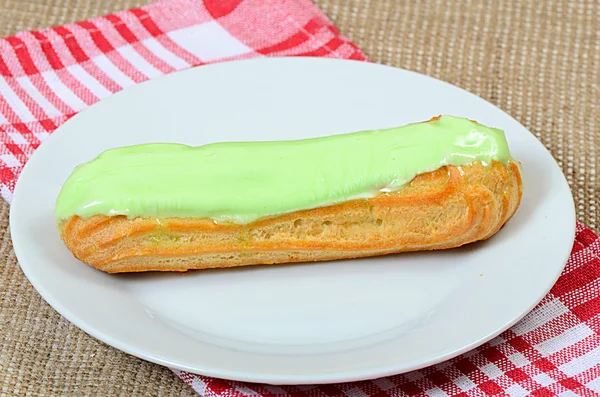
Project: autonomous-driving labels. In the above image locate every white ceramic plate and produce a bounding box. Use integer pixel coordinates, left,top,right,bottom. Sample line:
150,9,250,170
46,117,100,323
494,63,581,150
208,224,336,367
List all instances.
11,58,575,385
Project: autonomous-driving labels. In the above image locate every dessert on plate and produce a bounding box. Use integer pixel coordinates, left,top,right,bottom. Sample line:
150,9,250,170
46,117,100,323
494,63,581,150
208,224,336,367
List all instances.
55,115,522,273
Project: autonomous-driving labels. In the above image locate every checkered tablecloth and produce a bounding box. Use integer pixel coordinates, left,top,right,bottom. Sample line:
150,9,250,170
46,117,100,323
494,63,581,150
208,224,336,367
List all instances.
1,0,598,395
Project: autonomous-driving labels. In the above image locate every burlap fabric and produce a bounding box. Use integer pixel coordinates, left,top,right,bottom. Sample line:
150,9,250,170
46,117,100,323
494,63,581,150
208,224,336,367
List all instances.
1,0,598,395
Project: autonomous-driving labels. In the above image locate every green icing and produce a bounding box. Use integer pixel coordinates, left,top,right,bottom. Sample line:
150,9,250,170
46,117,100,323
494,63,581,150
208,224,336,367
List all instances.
55,116,516,223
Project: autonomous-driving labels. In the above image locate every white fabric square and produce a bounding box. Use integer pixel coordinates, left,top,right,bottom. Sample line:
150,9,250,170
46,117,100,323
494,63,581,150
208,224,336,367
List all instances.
505,384,528,397
8,133,27,145
345,387,369,397
454,375,476,391
235,385,261,395
1,153,20,167
189,377,208,396
480,363,503,380
507,352,529,368
532,372,554,387
372,377,395,391
33,131,49,141
1,185,13,203
167,21,252,62
424,387,449,397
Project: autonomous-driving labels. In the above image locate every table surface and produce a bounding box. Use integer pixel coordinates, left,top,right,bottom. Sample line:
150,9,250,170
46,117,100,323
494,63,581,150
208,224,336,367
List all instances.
1,0,599,395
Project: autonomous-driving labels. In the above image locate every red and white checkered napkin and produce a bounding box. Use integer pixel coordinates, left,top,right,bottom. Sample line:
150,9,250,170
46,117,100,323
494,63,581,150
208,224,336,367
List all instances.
1,0,599,395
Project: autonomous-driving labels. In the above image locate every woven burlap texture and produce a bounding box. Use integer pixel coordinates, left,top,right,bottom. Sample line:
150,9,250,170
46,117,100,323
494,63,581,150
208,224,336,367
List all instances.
1,0,599,395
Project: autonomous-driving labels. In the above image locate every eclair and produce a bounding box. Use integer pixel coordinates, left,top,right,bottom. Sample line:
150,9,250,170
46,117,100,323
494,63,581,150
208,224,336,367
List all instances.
56,115,522,273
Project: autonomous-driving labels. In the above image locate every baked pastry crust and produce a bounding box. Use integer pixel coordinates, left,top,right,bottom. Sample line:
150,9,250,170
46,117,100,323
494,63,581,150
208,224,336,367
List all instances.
58,160,522,273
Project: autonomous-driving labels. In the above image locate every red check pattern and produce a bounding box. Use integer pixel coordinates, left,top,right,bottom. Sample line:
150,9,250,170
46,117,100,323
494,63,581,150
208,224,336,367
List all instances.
0,0,598,395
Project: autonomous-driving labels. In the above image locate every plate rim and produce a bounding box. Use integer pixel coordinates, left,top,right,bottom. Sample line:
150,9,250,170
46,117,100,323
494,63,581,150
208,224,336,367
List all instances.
9,57,576,384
